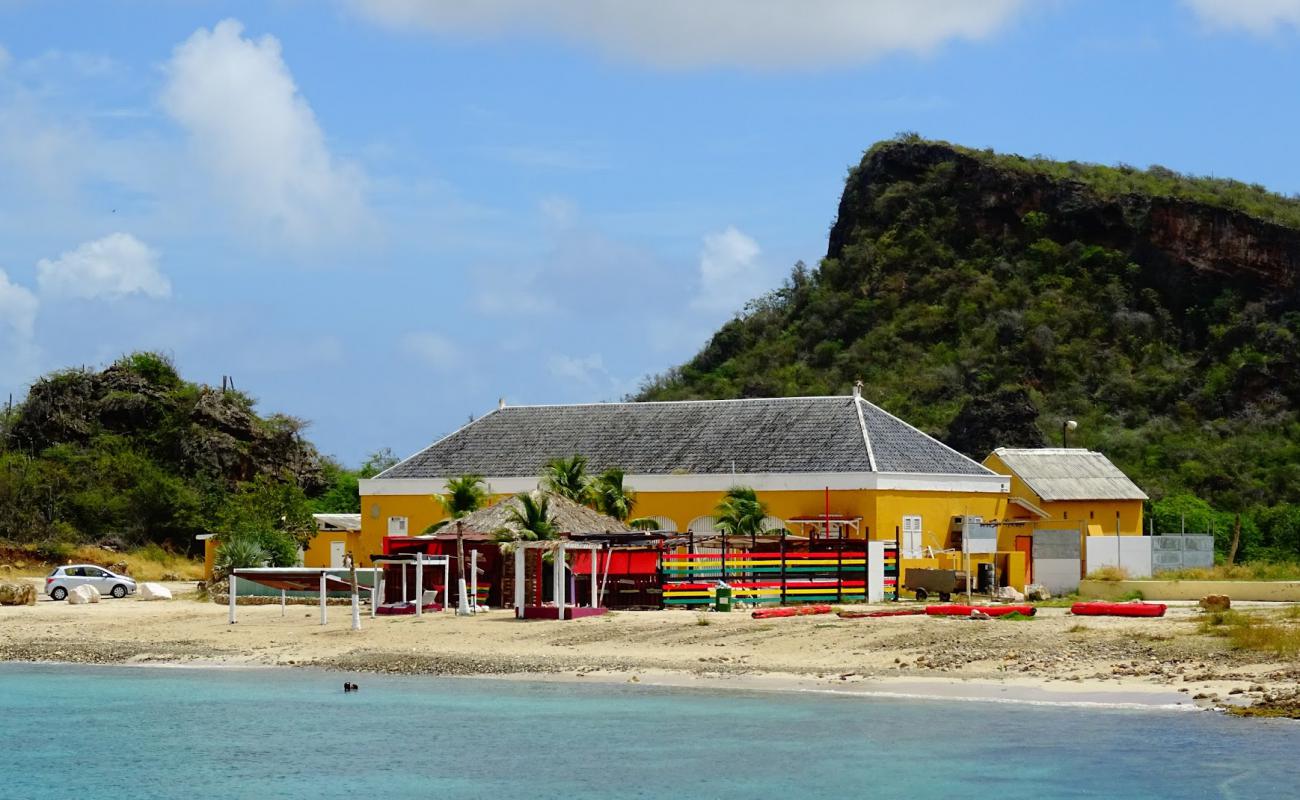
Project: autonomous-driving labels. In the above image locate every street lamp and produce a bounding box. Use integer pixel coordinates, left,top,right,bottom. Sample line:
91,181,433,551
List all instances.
1062,419,1078,448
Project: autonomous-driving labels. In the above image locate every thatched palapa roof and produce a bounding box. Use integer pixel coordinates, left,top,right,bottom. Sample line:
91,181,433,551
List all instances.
445,491,631,538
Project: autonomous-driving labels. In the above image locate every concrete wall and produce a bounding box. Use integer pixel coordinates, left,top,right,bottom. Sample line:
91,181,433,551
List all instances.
1086,536,1153,578
1079,579,1300,602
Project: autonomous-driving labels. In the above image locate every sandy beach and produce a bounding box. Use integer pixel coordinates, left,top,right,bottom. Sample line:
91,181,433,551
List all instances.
2,581,1297,714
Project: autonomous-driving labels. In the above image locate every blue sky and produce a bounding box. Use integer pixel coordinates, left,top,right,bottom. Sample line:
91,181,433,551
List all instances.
2,0,1299,466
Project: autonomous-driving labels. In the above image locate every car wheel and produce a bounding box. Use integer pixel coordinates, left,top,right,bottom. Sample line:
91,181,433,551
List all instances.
50,586,67,601
913,588,928,601
939,592,952,602
111,584,128,599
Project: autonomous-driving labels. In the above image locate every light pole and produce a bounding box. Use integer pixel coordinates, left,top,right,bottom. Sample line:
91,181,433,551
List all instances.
1062,419,1077,448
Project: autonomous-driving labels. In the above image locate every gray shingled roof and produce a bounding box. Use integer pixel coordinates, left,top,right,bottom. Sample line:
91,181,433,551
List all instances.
991,448,1148,502
377,396,993,480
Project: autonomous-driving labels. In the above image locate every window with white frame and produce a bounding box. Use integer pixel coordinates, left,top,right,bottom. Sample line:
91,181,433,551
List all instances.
387,516,408,535
901,515,923,558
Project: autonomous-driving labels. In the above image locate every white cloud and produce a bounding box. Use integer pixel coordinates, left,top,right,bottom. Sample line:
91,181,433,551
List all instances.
692,226,771,313
0,268,38,339
401,331,462,371
36,233,171,300
350,0,1026,69
0,44,11,72
1184,0,1300,33
548,352,608,386
160,19,367,246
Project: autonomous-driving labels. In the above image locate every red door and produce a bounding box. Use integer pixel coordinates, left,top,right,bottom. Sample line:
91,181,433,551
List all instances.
1015,535,1033,584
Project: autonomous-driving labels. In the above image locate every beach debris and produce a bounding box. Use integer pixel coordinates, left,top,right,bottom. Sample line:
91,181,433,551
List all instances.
995,585,1025,602
0,581,36,606
1025,584,1051,601
67,584,101,604
139,582,173,601
751,604,832,619
1199,594,1231,612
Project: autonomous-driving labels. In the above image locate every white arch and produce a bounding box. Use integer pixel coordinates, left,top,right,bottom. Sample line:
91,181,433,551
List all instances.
640,515,677,532
686,515,718,534
761,516,788,532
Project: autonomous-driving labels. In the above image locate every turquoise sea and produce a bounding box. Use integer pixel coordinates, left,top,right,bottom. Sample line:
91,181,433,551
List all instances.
1,663,1295,799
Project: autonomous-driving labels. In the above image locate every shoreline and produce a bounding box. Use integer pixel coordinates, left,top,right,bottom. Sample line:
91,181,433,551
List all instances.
0,657,1202,712
3,590,1297,717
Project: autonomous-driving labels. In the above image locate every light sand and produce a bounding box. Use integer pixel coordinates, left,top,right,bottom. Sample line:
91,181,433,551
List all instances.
2,582,1296,711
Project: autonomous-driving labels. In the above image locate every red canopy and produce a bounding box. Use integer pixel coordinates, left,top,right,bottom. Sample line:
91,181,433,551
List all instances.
570,549,659,575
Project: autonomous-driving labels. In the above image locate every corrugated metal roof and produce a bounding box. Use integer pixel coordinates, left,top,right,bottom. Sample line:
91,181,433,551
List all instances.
376,396,994,480
991,448,1148,502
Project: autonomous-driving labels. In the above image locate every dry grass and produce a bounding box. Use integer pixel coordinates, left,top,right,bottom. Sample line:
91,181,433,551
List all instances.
5,545,202,582
1198,610,1300,658
1085,565,1130,581
1156,561,1300,582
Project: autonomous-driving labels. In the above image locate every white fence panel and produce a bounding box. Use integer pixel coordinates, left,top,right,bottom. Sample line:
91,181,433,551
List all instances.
1085,536,1153,578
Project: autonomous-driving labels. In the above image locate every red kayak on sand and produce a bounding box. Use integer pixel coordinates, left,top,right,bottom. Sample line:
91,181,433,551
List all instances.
925,604,1036,617
751,605,832,619
1070,601,1167,617
837,608,925,619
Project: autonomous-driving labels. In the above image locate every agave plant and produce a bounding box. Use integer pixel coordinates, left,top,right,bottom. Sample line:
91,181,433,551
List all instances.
714,486,768,537
214,534,266,578
541,455,593,504
591,467,636,521
434,474,488,520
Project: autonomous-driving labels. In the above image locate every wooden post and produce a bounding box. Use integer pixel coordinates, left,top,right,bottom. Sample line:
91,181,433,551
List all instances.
779,530,787,605
228,573,237,624
455,521,470,615
280,588,286,617
1228,514,1242,565
836,535,844,603
514,545,525,618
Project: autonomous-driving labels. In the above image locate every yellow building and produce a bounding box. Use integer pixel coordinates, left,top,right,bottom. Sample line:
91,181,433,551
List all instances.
983,447,1148,543
359,390,1025,587
201,513,385,580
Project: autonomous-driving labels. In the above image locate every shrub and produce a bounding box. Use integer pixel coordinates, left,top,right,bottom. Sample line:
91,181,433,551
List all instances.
1086,565,1130,581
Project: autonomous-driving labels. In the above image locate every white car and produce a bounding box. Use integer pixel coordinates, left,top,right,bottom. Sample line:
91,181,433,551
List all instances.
46,564,137,600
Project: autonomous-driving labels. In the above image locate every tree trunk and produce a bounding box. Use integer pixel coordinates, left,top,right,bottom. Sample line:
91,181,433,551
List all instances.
1227,514,1242,565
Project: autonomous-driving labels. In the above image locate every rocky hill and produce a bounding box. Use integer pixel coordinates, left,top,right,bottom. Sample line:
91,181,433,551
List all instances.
0,353,326,550
639,137,1300,550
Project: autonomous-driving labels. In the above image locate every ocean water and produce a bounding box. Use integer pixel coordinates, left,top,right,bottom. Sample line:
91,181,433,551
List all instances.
1,664,1296,799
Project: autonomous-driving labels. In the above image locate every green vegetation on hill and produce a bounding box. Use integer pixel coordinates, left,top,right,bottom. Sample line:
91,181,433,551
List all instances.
639,136,1300,560
0,352,371,564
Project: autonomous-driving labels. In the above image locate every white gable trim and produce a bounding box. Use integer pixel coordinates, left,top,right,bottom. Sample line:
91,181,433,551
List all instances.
360,471,1008,497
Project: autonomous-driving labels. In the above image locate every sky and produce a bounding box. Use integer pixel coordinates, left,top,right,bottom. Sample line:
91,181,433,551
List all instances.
2,0,1300,466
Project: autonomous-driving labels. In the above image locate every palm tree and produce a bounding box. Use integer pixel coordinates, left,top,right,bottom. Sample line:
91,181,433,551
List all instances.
434,474,488,520
541,455,592,504
714,486,768,537
590,467,636,521
496,492,558,542
629,517,662,531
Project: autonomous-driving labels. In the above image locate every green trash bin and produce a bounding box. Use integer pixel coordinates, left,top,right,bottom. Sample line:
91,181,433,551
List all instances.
714,583,732,612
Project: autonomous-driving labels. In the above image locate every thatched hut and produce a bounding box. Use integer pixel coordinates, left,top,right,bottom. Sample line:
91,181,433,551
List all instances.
381,492,631,609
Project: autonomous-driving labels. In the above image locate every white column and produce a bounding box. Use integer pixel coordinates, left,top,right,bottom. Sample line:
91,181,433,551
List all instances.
350,581,361,632
415,555,424,618
867,541,885,603
470,550,479,612
514,546,525,618
590,547,598,609
228,573,237,624
444,559,451,613
319,571,328,626
280,588,286,617
370,569,379,619
401,565,408,605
